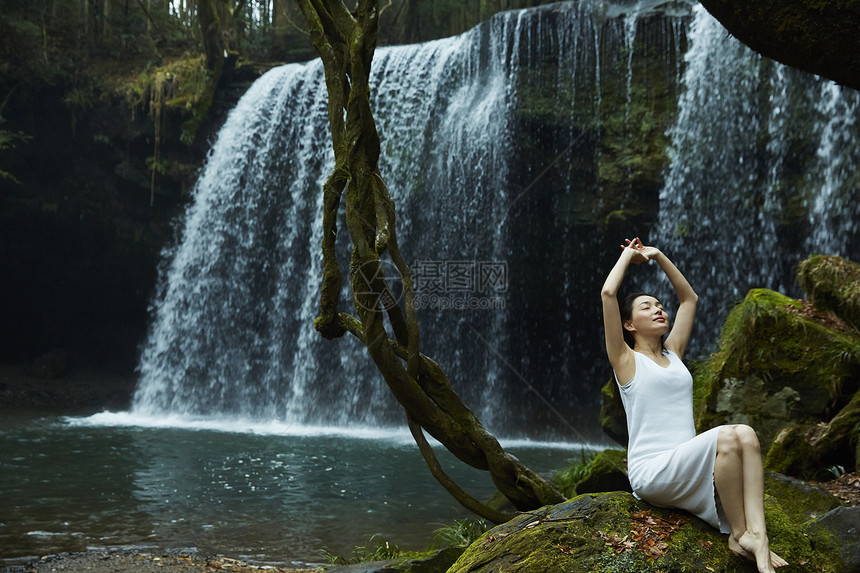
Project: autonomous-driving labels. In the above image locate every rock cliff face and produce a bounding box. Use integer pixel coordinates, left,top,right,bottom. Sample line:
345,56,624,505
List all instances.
698,0,860,90
0,61,262,371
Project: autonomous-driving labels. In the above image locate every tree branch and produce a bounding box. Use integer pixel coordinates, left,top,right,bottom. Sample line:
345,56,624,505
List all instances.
308,0,353,41
407,416,514,524
313,169,347,339
135,0,168,44
298,0,566,517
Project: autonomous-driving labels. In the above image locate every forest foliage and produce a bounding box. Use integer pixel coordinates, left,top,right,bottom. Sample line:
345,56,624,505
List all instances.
0,0,560,180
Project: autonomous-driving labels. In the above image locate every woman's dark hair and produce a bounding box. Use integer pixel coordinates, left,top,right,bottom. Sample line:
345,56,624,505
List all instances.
620,292,665,349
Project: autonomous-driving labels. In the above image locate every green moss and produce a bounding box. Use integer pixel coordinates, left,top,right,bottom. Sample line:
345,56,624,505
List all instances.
763,472,844,524
797,255,860,331
689,358,715,423
321,534,464,571
765,424,821,478
552,447,631,498
693,287,860,450
765,391,860,479
565,448,631,497
448,491,841,572
802,519,843,570
761,495,838,571
110,55,212,146
599,377,628,446
718,289,801,361
552,448,598,497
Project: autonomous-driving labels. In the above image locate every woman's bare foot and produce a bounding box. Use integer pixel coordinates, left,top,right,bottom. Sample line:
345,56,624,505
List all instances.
730,536,788,569
729,533,788,572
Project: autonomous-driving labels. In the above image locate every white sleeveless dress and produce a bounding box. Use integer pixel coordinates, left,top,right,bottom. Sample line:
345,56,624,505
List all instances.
614,349,730,533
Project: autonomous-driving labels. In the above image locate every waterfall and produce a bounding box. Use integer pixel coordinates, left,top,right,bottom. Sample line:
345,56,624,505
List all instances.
133,1,857,440
648,5,860,352
807,81,860,254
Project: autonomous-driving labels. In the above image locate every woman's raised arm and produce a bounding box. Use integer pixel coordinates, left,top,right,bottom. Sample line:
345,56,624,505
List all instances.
601,241,644,383
643,247,698,359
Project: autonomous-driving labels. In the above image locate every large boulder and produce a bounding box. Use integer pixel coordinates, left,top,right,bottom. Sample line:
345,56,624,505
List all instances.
598,378,628,446
765,391,860,480
796,255,860,332
698,0,860,91
763,472,845,524
446,491,840,572
693,288,860,453
553,448,631,498
807,506,860,573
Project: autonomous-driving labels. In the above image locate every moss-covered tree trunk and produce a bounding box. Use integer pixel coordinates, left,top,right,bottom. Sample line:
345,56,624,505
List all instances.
295,0,565,522
198,0,244,72
186,0,245,145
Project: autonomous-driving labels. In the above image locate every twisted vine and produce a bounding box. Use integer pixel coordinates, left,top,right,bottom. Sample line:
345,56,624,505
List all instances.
296,0,565,522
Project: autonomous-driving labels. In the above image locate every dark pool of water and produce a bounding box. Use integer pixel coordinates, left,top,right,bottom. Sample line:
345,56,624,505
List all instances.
0,412,594,568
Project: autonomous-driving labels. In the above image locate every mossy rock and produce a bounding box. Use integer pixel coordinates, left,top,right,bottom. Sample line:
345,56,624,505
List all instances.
763,472,845,524
764,390,860,479
446,491,838,572
573,449,631,497
796,253,860,332
325,547,463,573
806,506,860,573
599,377,628,446
693,288,860,451
553,448,630,498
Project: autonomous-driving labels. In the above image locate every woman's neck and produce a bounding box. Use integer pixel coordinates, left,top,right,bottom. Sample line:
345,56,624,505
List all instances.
634,338,663,356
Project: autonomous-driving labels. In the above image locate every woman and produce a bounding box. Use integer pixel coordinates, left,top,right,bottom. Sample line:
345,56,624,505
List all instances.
601,238,787,573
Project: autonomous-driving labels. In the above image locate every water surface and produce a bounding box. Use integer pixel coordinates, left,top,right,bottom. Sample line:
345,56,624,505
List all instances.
0,412,592,568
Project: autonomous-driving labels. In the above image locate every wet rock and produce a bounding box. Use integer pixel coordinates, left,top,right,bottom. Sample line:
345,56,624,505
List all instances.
598,378,628,446
765,390,860,480
555,448,631,497
764,472,845,524
447,491,839,572
324,547,462,573
808,506,860,573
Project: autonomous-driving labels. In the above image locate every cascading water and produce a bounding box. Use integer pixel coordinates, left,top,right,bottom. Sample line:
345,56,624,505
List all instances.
133,0,857,441
647,5,860,352
807,81,860,254
134,9,524,429
133,1,688,440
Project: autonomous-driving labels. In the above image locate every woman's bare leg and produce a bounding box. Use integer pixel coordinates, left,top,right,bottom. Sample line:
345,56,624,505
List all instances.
714,425,786,572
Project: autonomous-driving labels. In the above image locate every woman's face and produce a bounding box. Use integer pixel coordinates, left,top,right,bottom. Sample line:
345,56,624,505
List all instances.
624,295,670,339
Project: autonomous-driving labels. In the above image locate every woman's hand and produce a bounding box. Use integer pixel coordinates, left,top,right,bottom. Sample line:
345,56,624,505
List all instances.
621,237,661,264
